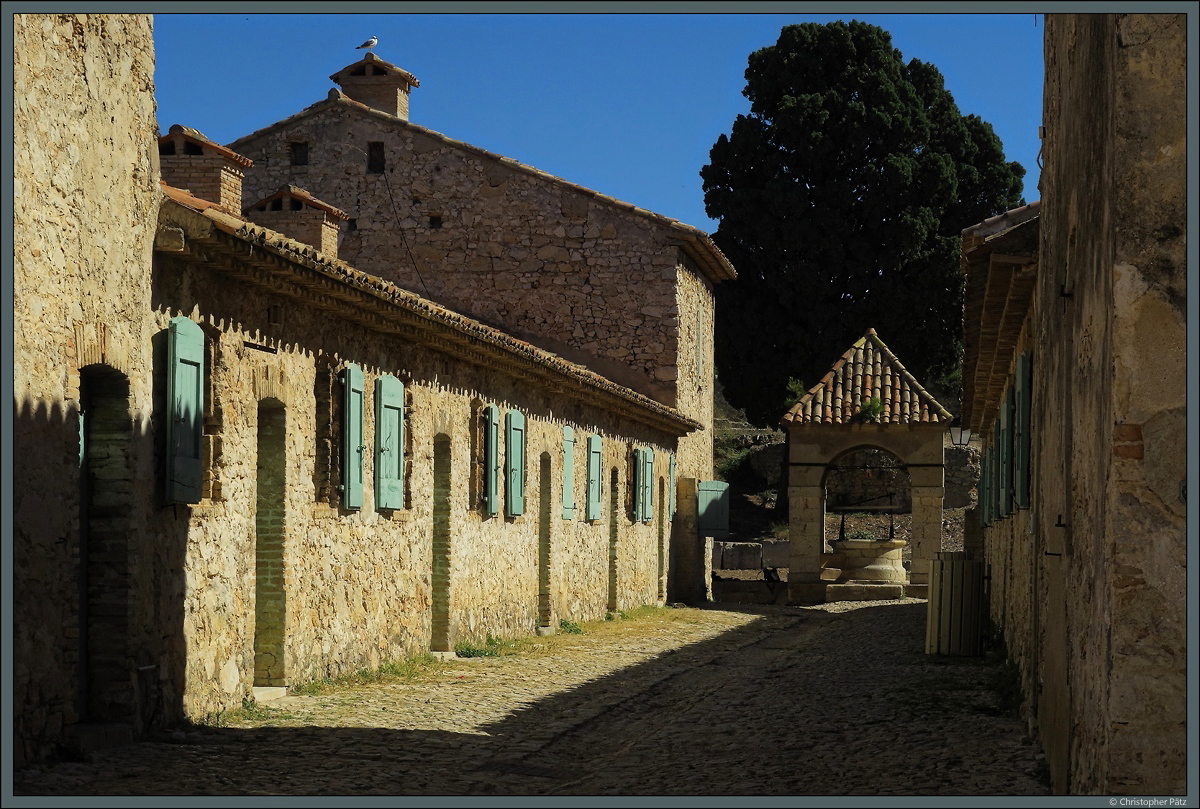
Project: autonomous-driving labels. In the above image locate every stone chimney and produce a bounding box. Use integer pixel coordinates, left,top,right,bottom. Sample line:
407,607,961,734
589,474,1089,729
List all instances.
244,185,349,260
158,125,252,214
330,52,420,120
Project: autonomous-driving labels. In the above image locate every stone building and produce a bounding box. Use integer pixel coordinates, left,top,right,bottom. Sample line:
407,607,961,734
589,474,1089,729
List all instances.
12,14,731,766
959,13,1187,795
225,53,735,597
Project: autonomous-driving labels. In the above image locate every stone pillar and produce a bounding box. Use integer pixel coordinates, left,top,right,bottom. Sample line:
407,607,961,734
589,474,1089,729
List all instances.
787,484,827,604
909,486,945,586
963,507,984,557
669,477,711,604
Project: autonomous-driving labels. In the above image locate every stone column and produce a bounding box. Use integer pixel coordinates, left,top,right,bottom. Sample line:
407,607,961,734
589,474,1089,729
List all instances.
787,484,827,604
909,486,945,586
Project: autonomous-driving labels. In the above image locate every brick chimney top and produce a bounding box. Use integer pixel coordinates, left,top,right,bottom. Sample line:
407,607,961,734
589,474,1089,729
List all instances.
244,185,348,260
329,52,419,120
158,124,252,214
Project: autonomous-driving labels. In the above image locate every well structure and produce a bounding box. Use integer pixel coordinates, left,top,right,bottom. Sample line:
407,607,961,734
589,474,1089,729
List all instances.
780,329,952,604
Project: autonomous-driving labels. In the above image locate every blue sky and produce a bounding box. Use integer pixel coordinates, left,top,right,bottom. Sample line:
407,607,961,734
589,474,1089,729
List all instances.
152,12,1044,232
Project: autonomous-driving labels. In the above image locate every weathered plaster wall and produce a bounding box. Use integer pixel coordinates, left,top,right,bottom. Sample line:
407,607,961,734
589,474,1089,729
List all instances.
12,13,160,767
1031,13,1186,795
153,253,677,720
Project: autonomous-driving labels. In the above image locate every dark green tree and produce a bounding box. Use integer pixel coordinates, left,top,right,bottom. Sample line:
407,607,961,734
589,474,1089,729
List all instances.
703,21,1025,425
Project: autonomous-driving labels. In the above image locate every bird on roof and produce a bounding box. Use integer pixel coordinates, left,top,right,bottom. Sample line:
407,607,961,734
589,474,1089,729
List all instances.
356,36,378,52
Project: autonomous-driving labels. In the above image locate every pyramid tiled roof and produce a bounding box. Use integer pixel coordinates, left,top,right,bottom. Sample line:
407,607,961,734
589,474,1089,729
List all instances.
781,329,951,427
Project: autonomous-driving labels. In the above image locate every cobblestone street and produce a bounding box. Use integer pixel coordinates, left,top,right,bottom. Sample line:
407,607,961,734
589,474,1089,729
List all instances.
12,600,1049,798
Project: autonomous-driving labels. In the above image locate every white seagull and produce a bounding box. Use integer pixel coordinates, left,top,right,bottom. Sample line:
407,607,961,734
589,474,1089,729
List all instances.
356,36,378,52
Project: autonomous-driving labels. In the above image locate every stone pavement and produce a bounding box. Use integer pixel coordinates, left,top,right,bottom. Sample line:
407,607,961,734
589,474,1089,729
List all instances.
11,600,1049,797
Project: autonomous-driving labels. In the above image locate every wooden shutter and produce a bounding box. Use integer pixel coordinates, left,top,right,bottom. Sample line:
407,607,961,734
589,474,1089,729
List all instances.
697,480,730,538
632,447,643,522
668,454,676,515
1000,385,1014,518
1015,353,1031,509
562,426,575,519
341,364,364,510
166,316,204,504
641,448,654,523
374,375,404,510
505,410,525,517
980,445,991,527
484,404,499,516
586,435,602,520
991,421,1002,521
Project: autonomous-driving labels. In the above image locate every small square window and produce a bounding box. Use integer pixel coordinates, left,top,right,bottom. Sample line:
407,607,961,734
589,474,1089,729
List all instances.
367,142,385,174
429,215,442,229
289,142,309,166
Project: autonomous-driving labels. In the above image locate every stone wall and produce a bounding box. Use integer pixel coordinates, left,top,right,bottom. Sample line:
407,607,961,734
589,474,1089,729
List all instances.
152,250,680,720
231,103,704,408
12,13,159,767
1006,13,1186,795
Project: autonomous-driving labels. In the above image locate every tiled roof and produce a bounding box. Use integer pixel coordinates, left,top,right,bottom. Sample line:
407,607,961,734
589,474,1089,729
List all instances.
158,183,701,437
160,124,253,167
781,329,952,427
329,52,419,87
226,92,735,285
245,185,349,220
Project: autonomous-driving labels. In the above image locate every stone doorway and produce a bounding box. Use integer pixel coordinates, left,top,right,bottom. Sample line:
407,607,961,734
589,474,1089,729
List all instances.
430,434,452,653
253,399,287,687
77,366,135,725
607,468,619,614
537,452,552,634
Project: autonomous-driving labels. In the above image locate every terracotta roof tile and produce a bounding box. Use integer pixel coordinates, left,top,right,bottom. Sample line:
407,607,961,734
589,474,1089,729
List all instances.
781,329,951,427
329,52,419,87
160,124,253,167
244,185,349,220
158,186,700,436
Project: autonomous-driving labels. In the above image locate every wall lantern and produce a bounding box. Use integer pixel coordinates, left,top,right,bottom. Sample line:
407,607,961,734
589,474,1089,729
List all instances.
948,415,972,447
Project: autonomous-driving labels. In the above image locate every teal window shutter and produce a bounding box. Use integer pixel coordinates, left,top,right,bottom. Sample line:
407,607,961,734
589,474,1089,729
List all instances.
562,426,575,519
374,375,404,510
697,480,730,538
484,404,499,516
1000,385,1014,518
586,435,602,520
166,316,204,504
642,448,654,522
505,410,525,517
341,364,364,510
668,454,676,515
984,444,993,525
1015,353,1032,509
632,447,643,522
992,421,1002,521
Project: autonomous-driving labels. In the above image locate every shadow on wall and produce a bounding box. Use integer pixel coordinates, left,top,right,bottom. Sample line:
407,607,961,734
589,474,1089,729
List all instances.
12,374,191,767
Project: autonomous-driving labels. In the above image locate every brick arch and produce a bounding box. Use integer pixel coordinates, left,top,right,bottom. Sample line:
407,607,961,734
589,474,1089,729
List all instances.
253,365,288,404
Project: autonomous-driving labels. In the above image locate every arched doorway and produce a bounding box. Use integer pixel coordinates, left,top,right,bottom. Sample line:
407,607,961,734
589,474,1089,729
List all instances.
253,399,287,687
77,365,134,724
607,468,619,614
657,477,666,605
430,434,452,652
537,452,552,633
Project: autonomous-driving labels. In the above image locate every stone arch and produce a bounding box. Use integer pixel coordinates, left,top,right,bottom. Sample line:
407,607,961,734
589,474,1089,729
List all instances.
430,433,453,652
253,397,288,687
536,451,553,633
77,364,135,724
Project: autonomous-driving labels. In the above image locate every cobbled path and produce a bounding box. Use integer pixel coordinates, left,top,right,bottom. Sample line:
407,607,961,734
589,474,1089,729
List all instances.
12,600,1049,797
